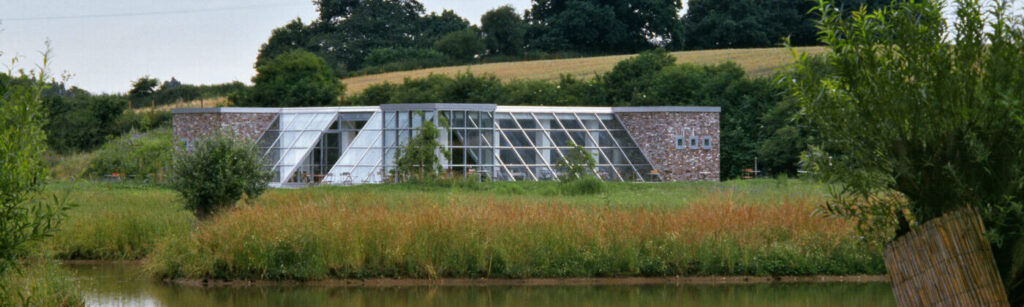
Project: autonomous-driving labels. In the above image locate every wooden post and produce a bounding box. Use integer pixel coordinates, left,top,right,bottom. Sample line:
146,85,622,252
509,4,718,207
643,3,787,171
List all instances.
884,207,1009,306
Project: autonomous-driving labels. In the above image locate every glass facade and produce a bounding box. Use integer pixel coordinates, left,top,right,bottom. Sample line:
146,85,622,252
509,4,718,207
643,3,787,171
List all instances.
255,105,665,187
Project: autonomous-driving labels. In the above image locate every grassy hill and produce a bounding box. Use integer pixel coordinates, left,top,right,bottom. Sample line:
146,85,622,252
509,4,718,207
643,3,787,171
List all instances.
154,46,827,107
340,46,827,94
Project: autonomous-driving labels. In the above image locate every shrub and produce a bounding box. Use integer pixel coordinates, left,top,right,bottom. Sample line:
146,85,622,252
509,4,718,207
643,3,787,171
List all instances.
0,65,72,277
362,47,452,70
394,116,451,181
560,176,605,195
169,131,271,219
85,128,173,182
555,142,596,181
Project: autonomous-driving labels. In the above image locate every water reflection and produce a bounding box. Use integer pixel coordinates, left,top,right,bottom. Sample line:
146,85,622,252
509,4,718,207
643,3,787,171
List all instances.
68,264,895,307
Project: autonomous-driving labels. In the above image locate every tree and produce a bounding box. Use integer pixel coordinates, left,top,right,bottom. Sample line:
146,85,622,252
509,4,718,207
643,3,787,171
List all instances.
787,0,1024,302
601,48,676,104
129,76,158,98
0,62,71,276
239,49,344,107
555,141,596,180
170,131,271,220
318,0,427,69
528,0,683,52
481,6,527,56
394,115,451,181
255,18,323,71
433,29,485,61
417,10,472,48
681,0,899,50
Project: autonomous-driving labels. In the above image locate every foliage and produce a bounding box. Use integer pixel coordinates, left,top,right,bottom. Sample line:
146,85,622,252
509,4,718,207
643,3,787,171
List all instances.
43,93,128,153
0,261,82,306
362,47,453,71
527,0,683,53
560,176,605,195
347,52,793,179
680,0,896,50
311,0,429,70
131,81,247,109
254,18,331,74
147,179,883,280
394,115,451,181
555,142,596,181
417,10,473,49
237,49,344,107
481,6,526,56
128,76,158,99
46,182,192,260
787,0,1024,302
434,29,485,61
600,48,676,104
0,61,73,278
85,128,173,182
169,131,271,219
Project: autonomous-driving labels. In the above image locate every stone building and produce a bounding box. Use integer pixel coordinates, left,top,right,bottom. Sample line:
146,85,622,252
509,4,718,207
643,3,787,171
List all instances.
172,104,720,187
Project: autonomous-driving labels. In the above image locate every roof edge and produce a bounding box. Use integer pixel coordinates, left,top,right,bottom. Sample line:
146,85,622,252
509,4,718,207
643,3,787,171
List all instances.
612,106,721,113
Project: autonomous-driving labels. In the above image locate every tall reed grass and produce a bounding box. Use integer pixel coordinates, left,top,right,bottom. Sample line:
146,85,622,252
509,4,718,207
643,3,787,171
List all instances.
46,182,193,260
0,261,83,306
148,180,883,280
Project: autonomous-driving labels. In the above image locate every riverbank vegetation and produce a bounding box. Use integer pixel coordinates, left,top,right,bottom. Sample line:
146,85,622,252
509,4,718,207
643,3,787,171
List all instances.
40,179,885,281
0,261,82,306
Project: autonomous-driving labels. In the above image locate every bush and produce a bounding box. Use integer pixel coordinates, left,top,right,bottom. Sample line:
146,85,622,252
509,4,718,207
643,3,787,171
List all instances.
361,47,452,71
560,176,605,195
555,142,596,181
86,128,173,182
170,131,272,219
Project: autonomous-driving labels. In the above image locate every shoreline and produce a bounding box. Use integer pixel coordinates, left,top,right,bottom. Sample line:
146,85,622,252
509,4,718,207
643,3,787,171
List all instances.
60,260,889,287
168,275,889,288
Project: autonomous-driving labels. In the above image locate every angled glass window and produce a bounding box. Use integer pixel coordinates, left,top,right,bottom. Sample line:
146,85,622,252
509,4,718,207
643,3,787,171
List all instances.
599,114,625,130
514,113,540,129
557,114,583,129
577,114,602,129
496,113,517,128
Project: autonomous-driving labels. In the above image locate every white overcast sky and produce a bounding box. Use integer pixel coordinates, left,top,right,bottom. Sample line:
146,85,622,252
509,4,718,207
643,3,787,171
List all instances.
1,0,530,94
0,1,998,94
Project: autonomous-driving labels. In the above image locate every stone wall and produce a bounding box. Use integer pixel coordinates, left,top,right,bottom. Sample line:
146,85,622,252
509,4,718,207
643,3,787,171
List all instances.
616,112,720,181
172,112,277,149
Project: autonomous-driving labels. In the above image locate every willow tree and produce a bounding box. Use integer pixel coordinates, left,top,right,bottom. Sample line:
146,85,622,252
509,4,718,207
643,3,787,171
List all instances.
0,53,71,277
787,0,1024,302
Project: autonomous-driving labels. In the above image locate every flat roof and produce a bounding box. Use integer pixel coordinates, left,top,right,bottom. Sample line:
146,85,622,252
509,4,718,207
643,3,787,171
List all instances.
171,104,720,114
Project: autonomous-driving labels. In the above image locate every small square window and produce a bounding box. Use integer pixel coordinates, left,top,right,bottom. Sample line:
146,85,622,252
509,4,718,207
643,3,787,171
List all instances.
701,136,713,149
675,136,685,149
688,136,699,149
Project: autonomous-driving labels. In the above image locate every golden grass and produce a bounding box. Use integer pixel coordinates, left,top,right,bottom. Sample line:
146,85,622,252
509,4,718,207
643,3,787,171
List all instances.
148,180,883,280
132,96,230,113
340,47,828,94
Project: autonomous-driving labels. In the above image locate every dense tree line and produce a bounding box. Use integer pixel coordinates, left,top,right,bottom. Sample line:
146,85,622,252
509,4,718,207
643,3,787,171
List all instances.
342,50,811,178
43,77,245,154
256,0,897,77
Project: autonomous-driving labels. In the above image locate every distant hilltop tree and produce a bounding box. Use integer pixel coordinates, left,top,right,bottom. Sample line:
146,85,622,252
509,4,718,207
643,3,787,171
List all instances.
234,49,345,107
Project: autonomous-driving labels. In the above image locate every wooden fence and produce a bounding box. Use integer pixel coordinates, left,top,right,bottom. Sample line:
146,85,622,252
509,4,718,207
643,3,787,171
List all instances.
884,207,1009,306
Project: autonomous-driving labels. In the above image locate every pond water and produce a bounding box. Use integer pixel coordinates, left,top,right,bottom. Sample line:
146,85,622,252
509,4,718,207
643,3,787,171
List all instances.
68,264,896,307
